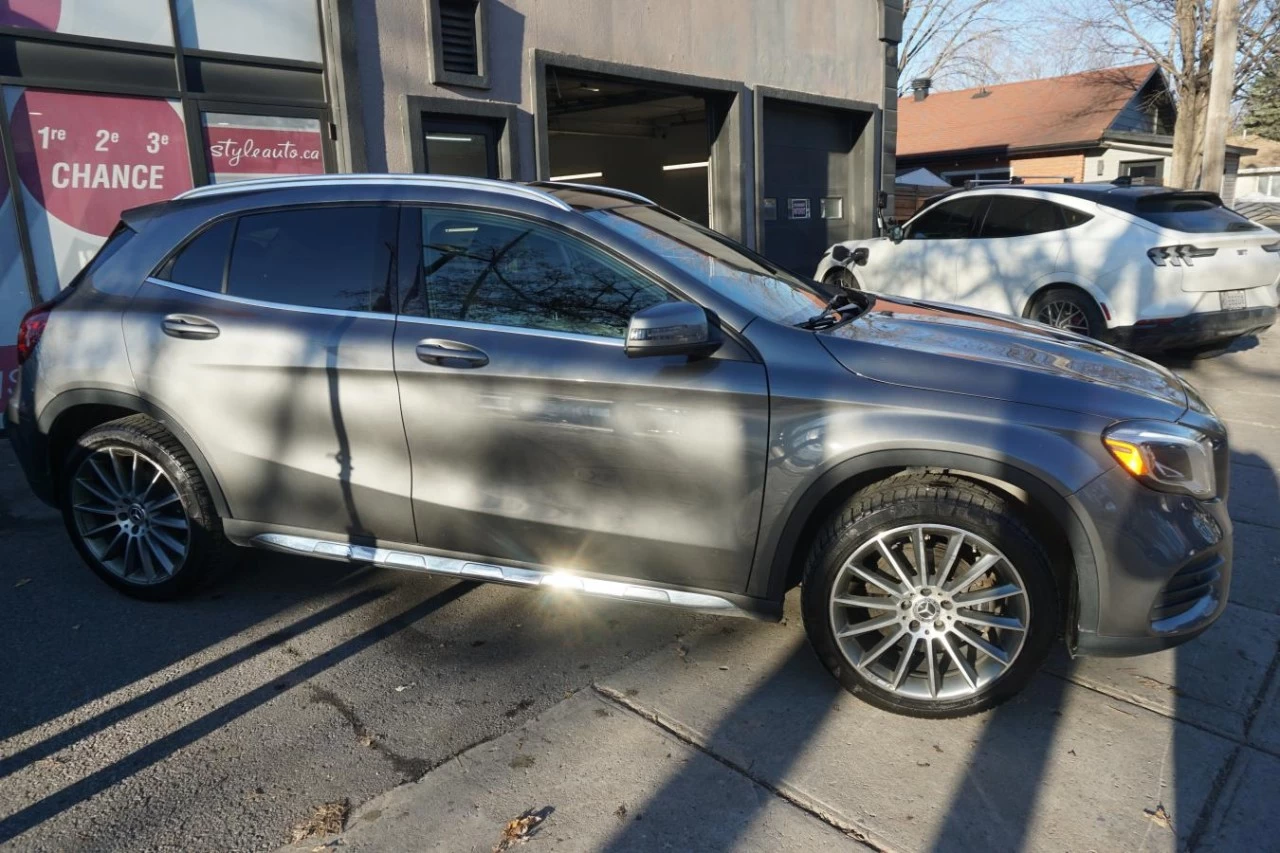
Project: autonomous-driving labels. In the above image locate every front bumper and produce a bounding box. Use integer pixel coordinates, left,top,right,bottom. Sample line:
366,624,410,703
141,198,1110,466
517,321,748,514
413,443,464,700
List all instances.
1072,466,1232,657
1105,306,1276,352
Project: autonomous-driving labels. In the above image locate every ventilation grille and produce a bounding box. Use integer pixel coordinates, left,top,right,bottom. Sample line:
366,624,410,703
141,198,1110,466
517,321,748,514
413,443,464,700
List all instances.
439,0,480,76
1150,555,1222,625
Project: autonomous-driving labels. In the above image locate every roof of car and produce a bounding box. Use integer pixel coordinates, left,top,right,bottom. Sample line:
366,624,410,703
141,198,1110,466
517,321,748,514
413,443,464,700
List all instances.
918,181,1222,217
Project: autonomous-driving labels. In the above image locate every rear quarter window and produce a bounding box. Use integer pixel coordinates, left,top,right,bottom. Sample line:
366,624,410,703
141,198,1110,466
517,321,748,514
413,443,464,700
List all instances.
1136,194,1260,233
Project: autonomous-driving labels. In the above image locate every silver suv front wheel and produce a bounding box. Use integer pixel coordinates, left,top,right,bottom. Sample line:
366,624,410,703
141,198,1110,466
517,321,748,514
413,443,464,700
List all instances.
802,472,1059,717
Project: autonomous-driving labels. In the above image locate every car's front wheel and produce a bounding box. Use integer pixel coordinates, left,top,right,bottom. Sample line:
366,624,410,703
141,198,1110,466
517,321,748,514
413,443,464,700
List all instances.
60,414,233,600
801,472,1059,717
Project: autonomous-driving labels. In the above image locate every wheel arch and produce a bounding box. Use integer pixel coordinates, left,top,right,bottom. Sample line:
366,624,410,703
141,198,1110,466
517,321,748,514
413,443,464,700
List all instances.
754,449,1099,642
39,389,231,518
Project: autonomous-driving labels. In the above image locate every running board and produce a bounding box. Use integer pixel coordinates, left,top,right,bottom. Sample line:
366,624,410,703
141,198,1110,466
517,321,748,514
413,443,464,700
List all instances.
251,533,749,617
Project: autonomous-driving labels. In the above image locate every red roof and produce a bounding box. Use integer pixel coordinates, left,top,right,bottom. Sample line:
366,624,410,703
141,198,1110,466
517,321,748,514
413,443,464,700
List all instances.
898,63,1159,158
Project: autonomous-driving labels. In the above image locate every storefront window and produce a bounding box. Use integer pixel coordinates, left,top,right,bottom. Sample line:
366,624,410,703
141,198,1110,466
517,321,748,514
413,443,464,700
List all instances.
0,0,173,46
4,87,193,296
201,113,325,183
176,0,323,63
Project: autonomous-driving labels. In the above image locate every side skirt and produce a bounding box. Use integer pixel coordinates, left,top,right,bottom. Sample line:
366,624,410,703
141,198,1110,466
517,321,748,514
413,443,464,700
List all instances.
247,530,774,620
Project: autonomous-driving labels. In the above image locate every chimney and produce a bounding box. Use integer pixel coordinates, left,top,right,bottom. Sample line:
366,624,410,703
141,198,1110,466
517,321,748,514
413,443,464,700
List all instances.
911,77,932,101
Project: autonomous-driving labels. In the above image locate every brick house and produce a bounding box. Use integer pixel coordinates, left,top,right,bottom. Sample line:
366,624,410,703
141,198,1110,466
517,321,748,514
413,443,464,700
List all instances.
895,63,1254,204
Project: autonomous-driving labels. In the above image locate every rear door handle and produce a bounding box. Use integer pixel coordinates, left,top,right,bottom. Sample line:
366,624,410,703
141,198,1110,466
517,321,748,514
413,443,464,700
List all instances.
162,314,220,340
415,338,489,368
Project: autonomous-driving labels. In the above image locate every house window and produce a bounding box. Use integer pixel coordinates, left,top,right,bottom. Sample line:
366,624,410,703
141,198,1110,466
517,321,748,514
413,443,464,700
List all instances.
430,0,488,88
1120,159,1164,185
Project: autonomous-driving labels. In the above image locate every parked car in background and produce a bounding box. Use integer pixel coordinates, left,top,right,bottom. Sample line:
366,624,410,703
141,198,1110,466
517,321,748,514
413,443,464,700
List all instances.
7,175,1232,718
815,182,1280,354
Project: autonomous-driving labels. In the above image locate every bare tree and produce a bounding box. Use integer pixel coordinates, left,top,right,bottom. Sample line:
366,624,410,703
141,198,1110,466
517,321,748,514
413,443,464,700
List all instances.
898,0,1010,91
1072,1,1280,188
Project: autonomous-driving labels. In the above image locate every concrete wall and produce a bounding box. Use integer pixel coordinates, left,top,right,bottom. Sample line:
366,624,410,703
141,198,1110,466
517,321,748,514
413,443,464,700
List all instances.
1083,144,1170,184
332,0,895,243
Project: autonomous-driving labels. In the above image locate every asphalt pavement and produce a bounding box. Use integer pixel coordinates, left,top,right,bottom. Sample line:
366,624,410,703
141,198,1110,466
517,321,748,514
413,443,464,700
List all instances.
2,331,1279,852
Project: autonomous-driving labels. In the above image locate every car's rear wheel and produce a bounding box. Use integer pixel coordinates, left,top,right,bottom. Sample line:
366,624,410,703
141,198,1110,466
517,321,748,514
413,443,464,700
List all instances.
60,414,232,600
824,267,861,291
801,472,1059,717
1029,287,1104,338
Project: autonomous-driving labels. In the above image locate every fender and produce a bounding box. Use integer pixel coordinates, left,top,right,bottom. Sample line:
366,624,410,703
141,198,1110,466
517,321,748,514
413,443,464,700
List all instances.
747,447,1102,639
1021,275,1110,325
38,388,232,518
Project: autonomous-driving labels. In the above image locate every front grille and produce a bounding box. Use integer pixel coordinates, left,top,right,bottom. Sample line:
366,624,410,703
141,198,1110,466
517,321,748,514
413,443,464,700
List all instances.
1150,555,1223,624
439,0,480,75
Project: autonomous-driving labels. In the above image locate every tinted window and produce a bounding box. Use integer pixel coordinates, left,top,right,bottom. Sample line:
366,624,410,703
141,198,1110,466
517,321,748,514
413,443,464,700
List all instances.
907,196,987,239
979,197,1064,238
589,206,828,326
163,218,234,292
227,206,398,312
408,209,671,338
1135,194,1261,233
71,222,135,288
1062,207,1094,228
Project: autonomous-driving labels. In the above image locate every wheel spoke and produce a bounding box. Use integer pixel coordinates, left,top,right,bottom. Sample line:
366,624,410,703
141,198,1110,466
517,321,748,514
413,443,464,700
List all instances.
833,595,900,611
953,624,1011,666
846,562,906,598
109,451,131,497
147,535,176,574
147,493,182,512
82,519,120,538
944,553,1000,594
891,634,919,689
138,537,159,581
933,533,965,589
138,468,163,504
837,612,900,638
123,537,138,577
149,526,187,556
87,457,122,499
151,514,189,531
78,476,118,507
857,626,907,671
955,609,1025,632
74,502,116,516
924,638,939,699
953,583,1023,608
129,451,140,494
876,536,915,589
911,527,929,586
938,633,978,690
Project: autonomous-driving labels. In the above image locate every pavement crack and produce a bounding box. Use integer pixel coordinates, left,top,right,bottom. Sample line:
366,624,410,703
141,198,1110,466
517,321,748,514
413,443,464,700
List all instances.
308,686,431,782
592,683,887,852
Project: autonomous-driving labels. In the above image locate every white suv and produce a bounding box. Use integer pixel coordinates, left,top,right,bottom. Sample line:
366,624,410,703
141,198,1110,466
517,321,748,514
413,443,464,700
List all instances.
815,183,1279,352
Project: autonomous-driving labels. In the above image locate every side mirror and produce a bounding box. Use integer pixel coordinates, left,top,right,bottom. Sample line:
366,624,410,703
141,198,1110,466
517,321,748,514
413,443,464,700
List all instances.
889,225,905,243
830,244,851,263
625,302,721,359
851,247,869,266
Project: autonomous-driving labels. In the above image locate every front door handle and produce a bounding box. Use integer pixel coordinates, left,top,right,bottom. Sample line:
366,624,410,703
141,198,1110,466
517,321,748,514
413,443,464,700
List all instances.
162,314,220,340
415,338,489,368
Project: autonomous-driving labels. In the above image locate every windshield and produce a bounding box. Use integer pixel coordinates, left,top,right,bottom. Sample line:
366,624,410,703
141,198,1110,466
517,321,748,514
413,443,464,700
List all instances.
587,206,828,325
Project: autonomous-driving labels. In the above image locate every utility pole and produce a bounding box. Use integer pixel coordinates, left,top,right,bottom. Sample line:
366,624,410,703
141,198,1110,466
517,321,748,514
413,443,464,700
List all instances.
1201,0,1239,195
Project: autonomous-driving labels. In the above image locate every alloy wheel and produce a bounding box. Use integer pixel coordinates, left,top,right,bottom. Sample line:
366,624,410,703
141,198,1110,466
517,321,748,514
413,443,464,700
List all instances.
828,524,1029,702
1035,300,1090,335
70,447,190,584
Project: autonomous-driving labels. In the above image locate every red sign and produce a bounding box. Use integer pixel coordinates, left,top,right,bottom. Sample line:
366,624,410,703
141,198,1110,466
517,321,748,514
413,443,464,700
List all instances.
8,89,191,238
0,345,16,416
203,124,324,182
0,0,61,30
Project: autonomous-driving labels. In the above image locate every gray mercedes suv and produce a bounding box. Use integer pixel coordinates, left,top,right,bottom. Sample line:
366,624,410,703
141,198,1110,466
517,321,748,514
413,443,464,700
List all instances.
5,175,1231,717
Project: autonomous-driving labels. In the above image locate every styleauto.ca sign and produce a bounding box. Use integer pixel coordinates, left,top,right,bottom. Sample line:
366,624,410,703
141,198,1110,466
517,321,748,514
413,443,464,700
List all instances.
203,116,324,183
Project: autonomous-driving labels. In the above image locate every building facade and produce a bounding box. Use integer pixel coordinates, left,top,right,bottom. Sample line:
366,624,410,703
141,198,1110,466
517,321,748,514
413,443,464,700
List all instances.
0,0,900,412
330,0,901,275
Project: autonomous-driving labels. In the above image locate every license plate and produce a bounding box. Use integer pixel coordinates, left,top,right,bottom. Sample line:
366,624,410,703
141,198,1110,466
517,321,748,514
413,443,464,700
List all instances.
1220,290,1246,310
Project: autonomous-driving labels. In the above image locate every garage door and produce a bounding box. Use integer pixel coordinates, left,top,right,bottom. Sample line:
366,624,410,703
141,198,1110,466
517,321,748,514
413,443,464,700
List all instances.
761,100,855,277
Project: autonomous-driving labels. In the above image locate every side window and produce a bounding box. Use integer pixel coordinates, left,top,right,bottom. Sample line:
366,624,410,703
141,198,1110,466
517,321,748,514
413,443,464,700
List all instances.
1061,207,1094,228
225,206,398,312
906,196,987,240
979,197,1064,238
408,209,672,338
161,218,235,292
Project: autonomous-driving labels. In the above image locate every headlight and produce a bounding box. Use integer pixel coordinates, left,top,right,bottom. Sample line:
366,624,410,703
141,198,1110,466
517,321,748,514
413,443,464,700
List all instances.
1103,421,1217,500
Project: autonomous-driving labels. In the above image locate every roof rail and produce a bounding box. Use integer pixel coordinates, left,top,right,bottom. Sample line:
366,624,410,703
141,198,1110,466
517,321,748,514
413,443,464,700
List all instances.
174,173,573,211
531,181,656,206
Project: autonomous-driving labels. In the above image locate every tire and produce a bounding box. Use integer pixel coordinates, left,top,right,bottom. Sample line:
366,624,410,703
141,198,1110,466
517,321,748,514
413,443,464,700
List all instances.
1028,286,1105,339
800,472,1060,718
59,414,234,600
824,267,861,291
